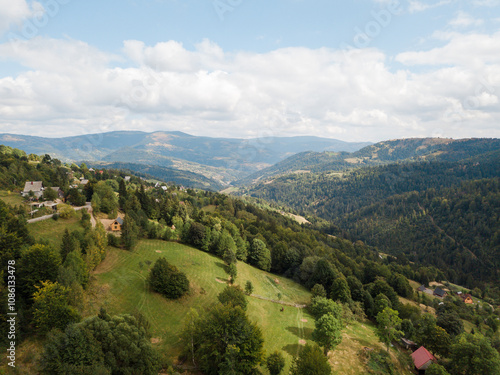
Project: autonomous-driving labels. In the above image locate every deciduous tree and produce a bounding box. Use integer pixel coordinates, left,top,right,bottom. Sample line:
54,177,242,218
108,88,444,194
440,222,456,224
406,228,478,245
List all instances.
448,333,500,375
148,257,189,299
218,285,247,311
183,303,264,375
18,244,61,300
375,307,403,352
290,344,331,375
312,313,343,355
310,296,343,321
249,238,271,271
32,281,80,334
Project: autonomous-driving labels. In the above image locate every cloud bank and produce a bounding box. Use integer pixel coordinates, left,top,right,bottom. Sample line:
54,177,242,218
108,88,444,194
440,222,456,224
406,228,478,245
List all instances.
0,30,499,141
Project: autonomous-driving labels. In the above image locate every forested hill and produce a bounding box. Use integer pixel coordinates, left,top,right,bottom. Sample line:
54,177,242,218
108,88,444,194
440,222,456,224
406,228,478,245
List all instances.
239,150,500,288
236,138,500,185
243,158,499,219
339,179,500,287
87,161,224,191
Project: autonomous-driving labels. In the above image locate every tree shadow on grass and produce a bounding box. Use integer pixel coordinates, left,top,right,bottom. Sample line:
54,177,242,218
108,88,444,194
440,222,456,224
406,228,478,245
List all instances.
282,343,302,357
215,261,227,271
286,326,313,339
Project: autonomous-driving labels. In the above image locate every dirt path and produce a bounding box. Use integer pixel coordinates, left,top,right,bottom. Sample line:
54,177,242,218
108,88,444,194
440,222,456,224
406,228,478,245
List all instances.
295,307,306,354
249,294,306,308
27,213,56,223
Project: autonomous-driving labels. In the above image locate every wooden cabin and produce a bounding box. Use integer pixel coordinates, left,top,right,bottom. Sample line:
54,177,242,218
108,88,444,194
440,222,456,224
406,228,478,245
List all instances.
110,217,124,232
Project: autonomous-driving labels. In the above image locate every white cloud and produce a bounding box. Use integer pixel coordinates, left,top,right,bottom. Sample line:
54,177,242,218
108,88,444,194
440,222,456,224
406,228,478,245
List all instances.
472,0,500,6
396,32,500,67
0,33,499,141
0,0,44,35
449,11,484,28
408,0,454,13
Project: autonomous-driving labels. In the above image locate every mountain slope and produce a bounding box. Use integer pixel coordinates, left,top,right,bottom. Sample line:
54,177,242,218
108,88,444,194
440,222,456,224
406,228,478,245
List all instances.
339,178,500,286
0,131,370,184
237,140,500,288
237,138,500,185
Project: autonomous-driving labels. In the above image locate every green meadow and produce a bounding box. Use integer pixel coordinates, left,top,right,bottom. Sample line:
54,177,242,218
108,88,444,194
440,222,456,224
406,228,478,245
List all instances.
91,239,315,372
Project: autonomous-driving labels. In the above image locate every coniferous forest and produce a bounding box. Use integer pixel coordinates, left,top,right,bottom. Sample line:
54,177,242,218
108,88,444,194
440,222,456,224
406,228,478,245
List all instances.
0,142,499,374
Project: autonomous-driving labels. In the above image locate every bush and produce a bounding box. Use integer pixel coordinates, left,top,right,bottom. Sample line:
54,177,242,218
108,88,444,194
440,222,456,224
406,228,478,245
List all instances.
266,351,285,375
148,258,189,299
290,344,331,375
362,349,396,375
245,281,254,295
218,286,247,311
107,233,119,247
58,204,76,219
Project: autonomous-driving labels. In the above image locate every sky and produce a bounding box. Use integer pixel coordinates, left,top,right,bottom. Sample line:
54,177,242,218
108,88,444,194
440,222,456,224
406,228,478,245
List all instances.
0,0,499,142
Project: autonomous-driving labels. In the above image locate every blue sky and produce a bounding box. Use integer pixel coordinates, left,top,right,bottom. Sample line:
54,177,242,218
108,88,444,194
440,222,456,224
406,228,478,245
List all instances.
0,0,499,141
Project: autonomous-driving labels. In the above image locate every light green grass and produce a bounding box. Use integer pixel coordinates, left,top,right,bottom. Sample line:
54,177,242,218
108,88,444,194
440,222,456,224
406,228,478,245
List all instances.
0,190,25,207
331,320,413,375
27,216,83,248
201,204,217,212
91,239,315,371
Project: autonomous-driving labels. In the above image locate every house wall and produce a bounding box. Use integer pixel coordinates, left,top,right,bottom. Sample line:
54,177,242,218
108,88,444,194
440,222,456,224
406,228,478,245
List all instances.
420,359,433,370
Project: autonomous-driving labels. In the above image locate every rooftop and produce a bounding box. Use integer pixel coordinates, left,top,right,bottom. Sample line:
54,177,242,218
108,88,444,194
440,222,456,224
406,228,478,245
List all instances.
411,346,436,370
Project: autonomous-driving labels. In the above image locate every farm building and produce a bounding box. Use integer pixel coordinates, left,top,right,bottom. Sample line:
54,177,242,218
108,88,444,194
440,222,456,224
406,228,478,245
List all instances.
433,287,447,298
400,338,418,350
460,293,474,304
49,187,65,199
417,285,435,296
22,181,44,198
411,346,436,372
110,217,124,231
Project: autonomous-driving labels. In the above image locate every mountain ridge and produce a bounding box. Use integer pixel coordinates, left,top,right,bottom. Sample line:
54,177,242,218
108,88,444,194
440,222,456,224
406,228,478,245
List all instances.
0,131,372,184
236,137,500,185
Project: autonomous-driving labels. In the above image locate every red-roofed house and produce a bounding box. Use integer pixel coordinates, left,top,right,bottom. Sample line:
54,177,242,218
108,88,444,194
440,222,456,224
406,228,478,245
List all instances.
411,346,436,372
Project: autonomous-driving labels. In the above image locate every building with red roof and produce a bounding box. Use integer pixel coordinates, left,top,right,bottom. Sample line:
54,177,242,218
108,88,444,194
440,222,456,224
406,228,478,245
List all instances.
411,346,436,371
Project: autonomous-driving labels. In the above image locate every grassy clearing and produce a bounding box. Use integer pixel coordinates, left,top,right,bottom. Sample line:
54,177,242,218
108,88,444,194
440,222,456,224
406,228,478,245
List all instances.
399,296,436,316
27,216,83,248
330,320,413,375
201,204,217,213
90,240,315,372
219,187,239,194
0,190,24,207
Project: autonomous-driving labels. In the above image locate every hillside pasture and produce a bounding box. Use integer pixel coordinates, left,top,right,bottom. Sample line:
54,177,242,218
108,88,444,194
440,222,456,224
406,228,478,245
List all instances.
90,239,315,372
27,215,82,248
330,320,413,375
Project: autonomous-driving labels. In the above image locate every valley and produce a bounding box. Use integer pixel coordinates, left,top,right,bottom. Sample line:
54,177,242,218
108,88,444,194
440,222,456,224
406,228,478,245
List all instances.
0,137,499,375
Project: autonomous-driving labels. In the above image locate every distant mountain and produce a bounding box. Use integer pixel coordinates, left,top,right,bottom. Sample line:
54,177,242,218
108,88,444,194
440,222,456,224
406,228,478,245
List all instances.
87,161,224,191
236,138,500,185
0,131,371,185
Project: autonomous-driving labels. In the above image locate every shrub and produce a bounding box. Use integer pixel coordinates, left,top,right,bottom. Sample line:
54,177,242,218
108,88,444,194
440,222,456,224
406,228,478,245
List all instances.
148,258,189,299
